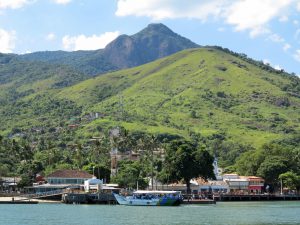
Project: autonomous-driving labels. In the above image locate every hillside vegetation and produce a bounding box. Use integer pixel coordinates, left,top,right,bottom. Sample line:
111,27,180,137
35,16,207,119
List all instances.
59,48,300,148
1,47,299,150
0,47,299,186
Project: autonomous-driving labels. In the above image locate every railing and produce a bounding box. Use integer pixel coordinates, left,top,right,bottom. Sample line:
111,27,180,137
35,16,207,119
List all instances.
20,189,68,200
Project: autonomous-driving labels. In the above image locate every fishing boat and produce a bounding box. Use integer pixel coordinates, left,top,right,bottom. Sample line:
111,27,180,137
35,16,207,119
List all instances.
113,190,182,206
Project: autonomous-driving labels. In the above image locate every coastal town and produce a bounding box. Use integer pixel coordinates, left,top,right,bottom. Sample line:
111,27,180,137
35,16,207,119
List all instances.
1,0,300,224
1,155,299,204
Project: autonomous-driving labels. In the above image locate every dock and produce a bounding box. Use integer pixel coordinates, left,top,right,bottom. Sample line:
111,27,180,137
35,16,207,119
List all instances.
0,197,38,204
213,194,300,201
0,201,38,204
183,199,216,204
62,193,116,204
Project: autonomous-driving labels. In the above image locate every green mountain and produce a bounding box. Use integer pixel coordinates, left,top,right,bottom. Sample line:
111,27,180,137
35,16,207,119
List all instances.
103,23,199,68
19,49,116,77
0,24,299,171
3,47,298,149
58,47,299,149
20,23,199,76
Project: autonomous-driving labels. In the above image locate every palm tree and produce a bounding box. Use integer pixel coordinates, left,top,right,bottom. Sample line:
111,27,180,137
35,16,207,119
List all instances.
137,134,161,190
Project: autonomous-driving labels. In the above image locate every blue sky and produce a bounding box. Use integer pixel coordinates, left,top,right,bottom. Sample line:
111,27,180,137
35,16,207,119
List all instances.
1,0,300,75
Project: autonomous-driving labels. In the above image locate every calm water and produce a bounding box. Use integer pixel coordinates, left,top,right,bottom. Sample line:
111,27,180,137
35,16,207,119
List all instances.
0,202,300,225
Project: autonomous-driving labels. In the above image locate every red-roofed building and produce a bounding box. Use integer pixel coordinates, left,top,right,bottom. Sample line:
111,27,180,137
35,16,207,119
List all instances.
25,170,94,195
246,176,264,194
47,170,94,185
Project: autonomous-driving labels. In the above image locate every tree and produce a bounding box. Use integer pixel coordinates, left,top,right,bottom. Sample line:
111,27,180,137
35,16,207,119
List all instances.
111,160,148,189
235,150,264,176
279,171,300,194
164,140,215,194
137,134,161,190
110,127,133,153
83,163,111,183
257,156,289,185
17,160,43,187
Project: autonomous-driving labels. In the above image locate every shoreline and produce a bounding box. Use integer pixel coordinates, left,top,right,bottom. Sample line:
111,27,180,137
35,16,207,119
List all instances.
0,197,61,203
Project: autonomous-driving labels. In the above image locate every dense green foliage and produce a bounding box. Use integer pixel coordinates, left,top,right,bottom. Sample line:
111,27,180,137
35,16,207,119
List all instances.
20,50,117,76
163,140,215,193
279,171,300,193
235,134,300,190
0,24,300,189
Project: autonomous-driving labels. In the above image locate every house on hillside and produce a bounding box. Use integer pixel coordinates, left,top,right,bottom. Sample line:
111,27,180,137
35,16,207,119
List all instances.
110,150,140,176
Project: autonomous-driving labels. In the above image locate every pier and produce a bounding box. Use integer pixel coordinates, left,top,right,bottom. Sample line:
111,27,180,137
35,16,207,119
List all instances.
62,193,116,204
0,200,38,204
213,194,300,201
183,199,216,204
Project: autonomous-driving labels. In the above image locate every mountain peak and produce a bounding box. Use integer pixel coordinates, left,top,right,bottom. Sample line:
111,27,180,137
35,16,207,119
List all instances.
139,23,175,35
104,23,199,68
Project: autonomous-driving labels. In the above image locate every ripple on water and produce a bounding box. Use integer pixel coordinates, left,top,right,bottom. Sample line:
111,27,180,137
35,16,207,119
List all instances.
0,201,300,225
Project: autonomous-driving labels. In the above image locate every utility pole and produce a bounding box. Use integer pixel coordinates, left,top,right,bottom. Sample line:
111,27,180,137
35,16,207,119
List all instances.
151,148,154,190
280,178,283,195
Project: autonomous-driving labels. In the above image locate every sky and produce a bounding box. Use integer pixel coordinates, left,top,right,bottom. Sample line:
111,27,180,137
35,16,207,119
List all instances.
1,0,300,75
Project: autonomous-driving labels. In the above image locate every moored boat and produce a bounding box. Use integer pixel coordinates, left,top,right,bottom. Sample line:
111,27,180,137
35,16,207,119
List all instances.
113,190,182,206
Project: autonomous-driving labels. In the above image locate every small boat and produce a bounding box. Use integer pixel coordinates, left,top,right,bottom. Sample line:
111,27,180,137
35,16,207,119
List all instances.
113,190,182,206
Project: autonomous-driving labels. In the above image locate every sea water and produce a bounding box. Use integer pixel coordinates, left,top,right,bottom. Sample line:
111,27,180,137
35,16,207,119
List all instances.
0,201,299,225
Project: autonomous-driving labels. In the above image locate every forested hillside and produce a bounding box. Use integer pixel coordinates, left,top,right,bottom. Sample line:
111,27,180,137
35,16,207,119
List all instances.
0,25,299,188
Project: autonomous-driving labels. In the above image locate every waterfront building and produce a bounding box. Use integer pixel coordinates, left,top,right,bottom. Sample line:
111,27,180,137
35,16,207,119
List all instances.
84,177,103,192
223,174,249,194
47,170,94,185
247,176,265,194
197,180,229,194
0,177,21,192
223,174,265,194
26,170,94,194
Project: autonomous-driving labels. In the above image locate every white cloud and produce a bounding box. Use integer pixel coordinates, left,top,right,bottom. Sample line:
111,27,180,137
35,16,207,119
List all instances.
249,27,270,38
122,0,223,20
19,50,32,55
0,0,31,9
116,0,296,37
62,31,120,51
293,20,299,25
263,59,271,65
268,33,285,43
46,32,56,41
263,59,283,71
224,0,293,36
0,28,16,53
293,49,300,62
283,43,291,51
279,15,289,22
116,0,226,21
52,0,71,4
274,65,282,70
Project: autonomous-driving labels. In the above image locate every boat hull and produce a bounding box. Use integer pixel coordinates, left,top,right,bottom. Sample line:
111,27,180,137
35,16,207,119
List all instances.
113,194,180,206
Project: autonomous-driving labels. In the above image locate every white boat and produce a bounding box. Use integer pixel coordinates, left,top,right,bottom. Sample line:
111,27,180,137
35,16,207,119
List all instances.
113,190,182,206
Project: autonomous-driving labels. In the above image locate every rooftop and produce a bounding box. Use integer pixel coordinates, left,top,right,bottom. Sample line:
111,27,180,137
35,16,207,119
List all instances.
47,170,93,179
